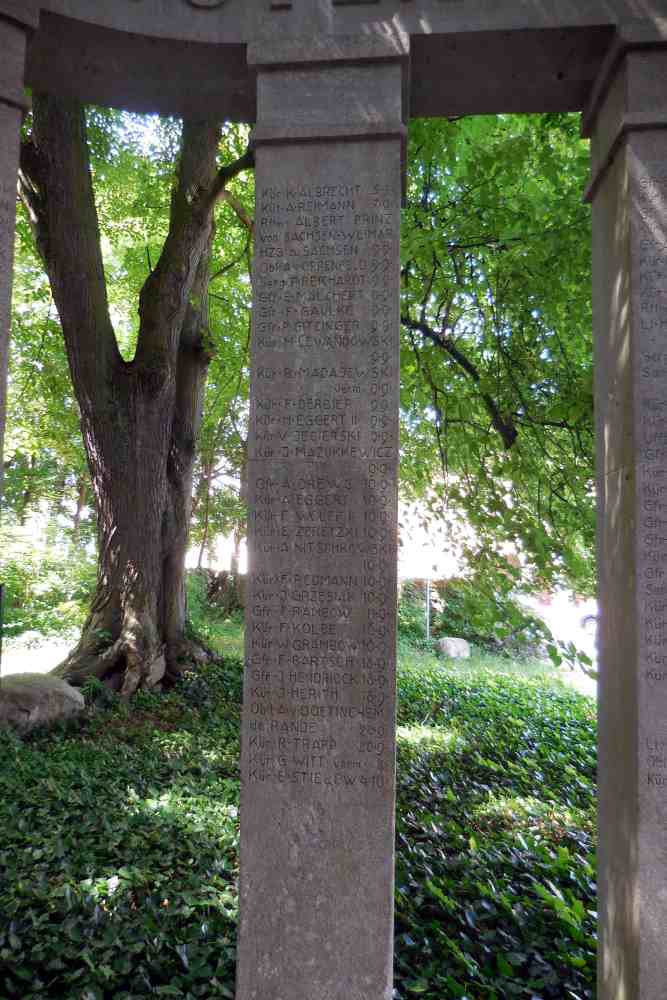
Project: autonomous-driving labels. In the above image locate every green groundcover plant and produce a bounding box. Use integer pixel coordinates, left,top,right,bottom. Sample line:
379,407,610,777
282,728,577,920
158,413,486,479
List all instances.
0,645,595,999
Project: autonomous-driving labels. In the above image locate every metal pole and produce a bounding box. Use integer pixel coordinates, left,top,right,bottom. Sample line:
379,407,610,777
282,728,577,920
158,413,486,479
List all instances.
426,575,431,642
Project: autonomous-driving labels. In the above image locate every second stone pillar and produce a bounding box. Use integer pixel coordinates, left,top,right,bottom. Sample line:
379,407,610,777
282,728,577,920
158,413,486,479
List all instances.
586,25,667,1000
237,34,407,1000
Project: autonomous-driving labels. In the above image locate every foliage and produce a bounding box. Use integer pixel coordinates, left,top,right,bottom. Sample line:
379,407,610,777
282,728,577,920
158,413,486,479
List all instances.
398,581,430,643
80,677,120,712
398,573,552,659
394,654,596,999
185,570,245,660
432,576,551,656
401,114,595,596
0,525,96,638
0,621,595,999
0,678,241,999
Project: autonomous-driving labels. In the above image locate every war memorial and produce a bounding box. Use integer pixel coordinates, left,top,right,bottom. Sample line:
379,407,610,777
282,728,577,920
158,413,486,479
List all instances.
0,1,666,997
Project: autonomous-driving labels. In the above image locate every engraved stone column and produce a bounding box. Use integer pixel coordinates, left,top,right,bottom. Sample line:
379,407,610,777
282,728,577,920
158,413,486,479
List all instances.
237,34,406,1000
584,25,667,1000
0,3,37,501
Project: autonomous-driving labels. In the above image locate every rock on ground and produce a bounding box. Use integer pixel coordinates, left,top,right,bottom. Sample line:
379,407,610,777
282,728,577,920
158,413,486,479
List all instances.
437,637,471,659
0,673,85,732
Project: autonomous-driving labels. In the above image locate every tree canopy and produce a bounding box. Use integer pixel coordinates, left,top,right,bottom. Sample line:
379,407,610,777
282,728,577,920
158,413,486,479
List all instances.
400,114,594,596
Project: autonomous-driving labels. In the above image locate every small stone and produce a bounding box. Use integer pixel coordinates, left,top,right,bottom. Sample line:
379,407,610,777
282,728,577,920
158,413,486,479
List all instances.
437,637,471,659
0,673,85,732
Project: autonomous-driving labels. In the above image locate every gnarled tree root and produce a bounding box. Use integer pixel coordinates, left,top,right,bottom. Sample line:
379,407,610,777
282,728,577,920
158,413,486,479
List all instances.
51,624,213,698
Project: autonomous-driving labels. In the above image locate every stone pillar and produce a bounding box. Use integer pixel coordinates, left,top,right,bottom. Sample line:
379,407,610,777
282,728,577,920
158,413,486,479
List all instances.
237,34,406,1000
0,3,37,502
584,24,667,1000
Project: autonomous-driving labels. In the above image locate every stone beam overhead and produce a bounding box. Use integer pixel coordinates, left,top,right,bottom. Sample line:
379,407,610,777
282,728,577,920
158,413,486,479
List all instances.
34,1,667,43
25,1,667,119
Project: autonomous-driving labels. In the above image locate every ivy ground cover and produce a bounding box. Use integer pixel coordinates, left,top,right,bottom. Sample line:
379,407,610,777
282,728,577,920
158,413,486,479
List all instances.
0,651,596,999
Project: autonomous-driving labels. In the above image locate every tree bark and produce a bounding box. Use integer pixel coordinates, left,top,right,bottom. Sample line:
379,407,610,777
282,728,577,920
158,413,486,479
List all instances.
19,95,253,694
71,475,86,543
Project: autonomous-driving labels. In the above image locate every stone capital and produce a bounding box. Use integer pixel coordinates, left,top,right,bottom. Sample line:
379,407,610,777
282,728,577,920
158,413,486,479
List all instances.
583,22,667,202
249,31,409,189
250,31,410,127
0,5,35,113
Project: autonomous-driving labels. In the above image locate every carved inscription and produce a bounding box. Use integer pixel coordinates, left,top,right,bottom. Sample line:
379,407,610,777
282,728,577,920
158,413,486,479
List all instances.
636,163,667,790
244,167,399,795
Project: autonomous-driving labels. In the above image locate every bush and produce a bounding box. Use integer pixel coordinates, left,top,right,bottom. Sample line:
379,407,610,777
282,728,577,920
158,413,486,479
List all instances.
398,581,428,642
185,570,245,659
0,532,96,639
80,676,120,711
432,576,551,657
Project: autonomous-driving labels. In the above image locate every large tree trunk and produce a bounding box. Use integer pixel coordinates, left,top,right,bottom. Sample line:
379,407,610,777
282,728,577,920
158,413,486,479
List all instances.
19,95,253,694
55,335,209,695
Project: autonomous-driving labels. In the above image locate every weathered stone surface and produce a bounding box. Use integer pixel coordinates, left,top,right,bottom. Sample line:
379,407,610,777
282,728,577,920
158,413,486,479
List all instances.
237,37,402,1000
437,637,471,660
586,41,667,1000
0,673,85,731
35,0,645,44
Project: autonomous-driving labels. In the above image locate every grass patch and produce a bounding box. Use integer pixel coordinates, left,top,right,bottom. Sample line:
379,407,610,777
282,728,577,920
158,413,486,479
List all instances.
185,572,244,660
0,635,595,999
394,658,595,999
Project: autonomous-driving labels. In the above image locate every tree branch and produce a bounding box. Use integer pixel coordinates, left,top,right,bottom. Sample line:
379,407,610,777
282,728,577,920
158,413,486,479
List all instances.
136,119,221,371
219,190,254,234
207,145,256,208
18,95,121,409
135,133,255,373
402,315,518,450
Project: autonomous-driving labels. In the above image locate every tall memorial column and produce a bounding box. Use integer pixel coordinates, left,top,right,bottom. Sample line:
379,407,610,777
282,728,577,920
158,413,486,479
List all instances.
237,34,406,1000
0,3,36,500
585,23,667,1000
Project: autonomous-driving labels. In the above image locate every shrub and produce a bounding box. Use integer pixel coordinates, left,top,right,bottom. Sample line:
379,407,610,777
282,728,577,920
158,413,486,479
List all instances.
0,532,96,639
432,576,551,657
398,581,428,642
